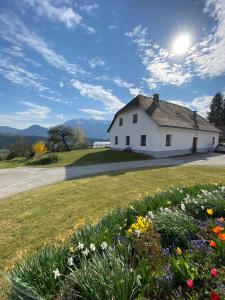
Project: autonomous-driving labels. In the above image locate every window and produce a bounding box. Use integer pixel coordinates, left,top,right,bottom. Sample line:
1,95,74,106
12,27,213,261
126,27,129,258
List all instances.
119,117,123,126
166,135,172,146
114,136,118,145
133,113,138,123
126,136,130,145
212,137,215,146
140,135,146,146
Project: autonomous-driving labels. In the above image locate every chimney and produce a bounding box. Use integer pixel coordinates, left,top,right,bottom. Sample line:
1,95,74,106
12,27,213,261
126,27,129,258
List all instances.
153,93,160,105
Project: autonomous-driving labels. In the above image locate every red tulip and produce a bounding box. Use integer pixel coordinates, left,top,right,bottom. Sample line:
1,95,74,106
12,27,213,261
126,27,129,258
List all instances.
186,279,193,289
211,291,220,300
211,268,218,277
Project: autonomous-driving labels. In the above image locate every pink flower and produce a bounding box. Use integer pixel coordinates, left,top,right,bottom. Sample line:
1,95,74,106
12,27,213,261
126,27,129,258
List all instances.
211,268,218,277
186,279,193,289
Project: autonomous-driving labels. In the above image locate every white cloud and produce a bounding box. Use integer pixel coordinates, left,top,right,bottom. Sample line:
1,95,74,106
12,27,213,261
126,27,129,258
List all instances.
80,3,98,15
168,96,212,118
22,0,82,29
125,25,192,88
190,95,212,117
3,45,42,67
72,80,124,112
112,77,134,88
0,101,51,128
129,88,142,97
78,108,107,120
81,23,96,34
188,0,225,77
0,12,83,75
59,81,64,87
0,55,48,92
88,57,105,68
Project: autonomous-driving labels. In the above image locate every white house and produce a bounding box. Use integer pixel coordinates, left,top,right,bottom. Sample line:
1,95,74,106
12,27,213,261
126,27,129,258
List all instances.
107,94,221,158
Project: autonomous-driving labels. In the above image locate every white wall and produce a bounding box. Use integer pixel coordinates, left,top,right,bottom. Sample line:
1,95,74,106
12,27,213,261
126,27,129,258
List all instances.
109,108,159,152
109,108,220,157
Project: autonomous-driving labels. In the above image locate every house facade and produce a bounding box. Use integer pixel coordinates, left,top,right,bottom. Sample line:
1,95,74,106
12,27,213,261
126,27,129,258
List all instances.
107,94,220,158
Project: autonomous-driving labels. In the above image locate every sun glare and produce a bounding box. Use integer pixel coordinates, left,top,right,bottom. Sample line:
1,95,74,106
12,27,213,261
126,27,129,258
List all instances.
172,34,191,55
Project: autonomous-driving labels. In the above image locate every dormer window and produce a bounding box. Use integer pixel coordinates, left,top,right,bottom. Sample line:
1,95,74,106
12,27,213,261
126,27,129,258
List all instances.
133,113,138,123
119,117,123,126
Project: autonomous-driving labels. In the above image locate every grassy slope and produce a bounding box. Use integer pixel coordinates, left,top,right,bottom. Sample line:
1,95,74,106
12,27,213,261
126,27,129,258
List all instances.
1,165,225,272
0,148,149,169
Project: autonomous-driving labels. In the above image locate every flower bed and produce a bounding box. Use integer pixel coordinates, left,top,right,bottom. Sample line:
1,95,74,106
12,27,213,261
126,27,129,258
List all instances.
7,184,225,299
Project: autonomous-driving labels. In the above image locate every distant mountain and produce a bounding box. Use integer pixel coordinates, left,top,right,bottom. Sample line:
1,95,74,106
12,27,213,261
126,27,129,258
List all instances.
21,125,48,137
63,118,110,140
0,125,48,137
0,118,110,140
0,126,20,135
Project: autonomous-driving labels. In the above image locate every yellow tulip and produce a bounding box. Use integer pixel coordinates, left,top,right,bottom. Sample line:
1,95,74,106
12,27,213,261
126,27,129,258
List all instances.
207,209,214,216
176,247,182,255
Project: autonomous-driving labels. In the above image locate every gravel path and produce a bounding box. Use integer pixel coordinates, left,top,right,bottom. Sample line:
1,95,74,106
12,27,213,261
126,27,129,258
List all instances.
0,153,224,200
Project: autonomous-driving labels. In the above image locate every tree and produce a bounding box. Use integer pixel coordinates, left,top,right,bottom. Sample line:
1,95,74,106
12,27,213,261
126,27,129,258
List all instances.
48,125,73,151
207,92,225,126
73,127,86,149
7,136,31,159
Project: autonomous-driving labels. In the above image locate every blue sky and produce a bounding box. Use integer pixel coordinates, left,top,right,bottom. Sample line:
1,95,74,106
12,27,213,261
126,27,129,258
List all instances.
0,0,225,129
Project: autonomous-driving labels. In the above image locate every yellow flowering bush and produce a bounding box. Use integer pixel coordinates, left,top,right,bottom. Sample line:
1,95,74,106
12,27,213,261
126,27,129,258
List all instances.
32,141,48,156
127,216,150,237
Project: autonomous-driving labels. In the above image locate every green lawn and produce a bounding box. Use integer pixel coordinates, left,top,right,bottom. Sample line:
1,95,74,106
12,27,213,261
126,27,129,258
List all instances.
1,165,225,272
0,148,149,169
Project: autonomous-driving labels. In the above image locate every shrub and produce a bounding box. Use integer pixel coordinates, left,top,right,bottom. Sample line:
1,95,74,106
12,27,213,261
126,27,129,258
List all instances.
69,248,141,300
10,245,68,299
32,141,48,156
29,153,58,165
154,210,198,248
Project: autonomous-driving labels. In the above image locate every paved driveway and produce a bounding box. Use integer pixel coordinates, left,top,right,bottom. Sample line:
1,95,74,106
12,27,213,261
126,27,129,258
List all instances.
0,153,224,200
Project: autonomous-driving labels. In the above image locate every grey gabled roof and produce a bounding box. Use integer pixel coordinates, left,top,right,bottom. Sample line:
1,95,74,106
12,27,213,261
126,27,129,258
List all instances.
107,95,221,133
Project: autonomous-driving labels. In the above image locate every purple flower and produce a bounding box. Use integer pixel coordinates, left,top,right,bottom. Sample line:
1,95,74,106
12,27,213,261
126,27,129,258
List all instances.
190,239,206,250
162,248,170,256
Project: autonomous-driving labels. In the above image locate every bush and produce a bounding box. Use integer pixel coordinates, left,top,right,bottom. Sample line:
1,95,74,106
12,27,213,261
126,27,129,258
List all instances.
29,153,58,165
69,248,141,300
10,245,68,299
154,210,198,248
32,141,48,156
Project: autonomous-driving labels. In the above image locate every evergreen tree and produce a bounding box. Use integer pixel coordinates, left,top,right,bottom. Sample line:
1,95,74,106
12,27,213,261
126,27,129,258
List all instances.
207,92,225,126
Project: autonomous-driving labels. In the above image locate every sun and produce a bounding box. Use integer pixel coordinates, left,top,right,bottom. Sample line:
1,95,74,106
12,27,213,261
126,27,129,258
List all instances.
172,34,191,55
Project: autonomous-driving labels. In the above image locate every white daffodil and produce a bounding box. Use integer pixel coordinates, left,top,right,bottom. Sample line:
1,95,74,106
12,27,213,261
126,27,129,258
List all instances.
82,248,90,256
53,268,60,279
68,257,73,266
90,243,96,252
77,242,84,250
181,203,185,211
101,241,108,250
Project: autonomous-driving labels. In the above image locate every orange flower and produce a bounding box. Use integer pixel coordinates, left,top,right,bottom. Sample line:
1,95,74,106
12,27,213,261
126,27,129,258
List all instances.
209,240,216,247
207,209,214,216
213,226,223,235
218,233,225,241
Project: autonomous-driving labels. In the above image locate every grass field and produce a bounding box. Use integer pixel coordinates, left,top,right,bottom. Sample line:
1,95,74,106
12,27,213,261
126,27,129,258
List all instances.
1,165,225,272
0,148,149,169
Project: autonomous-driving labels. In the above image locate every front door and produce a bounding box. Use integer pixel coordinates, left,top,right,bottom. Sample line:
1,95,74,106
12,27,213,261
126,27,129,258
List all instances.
192,137,198,153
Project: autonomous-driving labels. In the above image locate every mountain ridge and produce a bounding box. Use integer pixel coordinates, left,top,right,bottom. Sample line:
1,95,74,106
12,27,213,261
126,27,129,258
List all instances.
0,118,110,139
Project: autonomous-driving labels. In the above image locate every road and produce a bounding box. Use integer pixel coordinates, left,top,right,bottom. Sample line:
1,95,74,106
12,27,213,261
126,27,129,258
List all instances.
0,153,224,200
